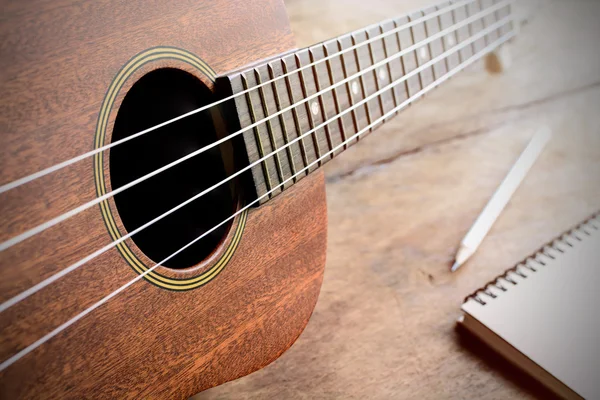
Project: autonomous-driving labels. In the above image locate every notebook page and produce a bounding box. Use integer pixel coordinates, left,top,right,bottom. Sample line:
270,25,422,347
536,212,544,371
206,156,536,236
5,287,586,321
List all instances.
462,231,600,399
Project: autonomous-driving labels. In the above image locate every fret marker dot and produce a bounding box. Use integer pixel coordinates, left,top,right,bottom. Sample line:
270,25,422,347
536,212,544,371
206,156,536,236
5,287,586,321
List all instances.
378,68,387,81
419,47,428,60
352,81,359,95
447,36,455,46
311,101,319,116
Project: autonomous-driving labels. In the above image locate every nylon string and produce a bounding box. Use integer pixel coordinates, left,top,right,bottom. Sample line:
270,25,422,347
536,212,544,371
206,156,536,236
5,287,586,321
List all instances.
0,0,480,195
0,0,513,253
0,31,516,372
0,15,514,314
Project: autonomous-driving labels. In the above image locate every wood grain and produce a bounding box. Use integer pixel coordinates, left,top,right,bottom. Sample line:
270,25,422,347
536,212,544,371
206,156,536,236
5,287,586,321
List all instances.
0,0,329,398
197,0,600,398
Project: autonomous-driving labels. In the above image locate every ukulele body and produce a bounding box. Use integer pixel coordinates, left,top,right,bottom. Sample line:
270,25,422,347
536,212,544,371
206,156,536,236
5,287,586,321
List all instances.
0,0,327,398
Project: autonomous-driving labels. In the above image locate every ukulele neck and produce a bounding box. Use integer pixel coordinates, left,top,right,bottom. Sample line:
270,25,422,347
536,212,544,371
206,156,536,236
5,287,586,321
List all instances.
223,0,516,204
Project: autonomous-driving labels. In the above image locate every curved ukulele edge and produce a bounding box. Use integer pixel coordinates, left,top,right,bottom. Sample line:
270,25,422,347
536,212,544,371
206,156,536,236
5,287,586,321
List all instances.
183,170,328,397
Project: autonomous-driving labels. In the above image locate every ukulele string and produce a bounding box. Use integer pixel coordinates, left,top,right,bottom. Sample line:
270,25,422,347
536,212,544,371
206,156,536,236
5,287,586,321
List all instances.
0,17,514,314
0,30,516,372
0,1,513,253
0,0,486,196
0,17,514,313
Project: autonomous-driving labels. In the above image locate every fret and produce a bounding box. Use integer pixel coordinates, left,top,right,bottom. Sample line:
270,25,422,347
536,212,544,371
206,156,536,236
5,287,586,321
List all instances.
254,68,287,188
267,62,299,183
480,0,499,44
281,53,318,173
435,6,450,75
494,0,507,37
323,41,350,151
280,56,311,175
496,1,514,37
395,15,421,98
474,0,492,48
363,29,385,123
340,34,369,140
366,25,395,122
308,46,338,160
350,33,375,132
391,19,412,103
438,2,461,70
453,4,474,62
466,1,486,54
464,2,476,55
379,21,403,108
478,1,490,46
336,38,361,145
449,7,463,64
491,0,508,37
423,6,448,79
408,12,434,90
294,51,325,167
240,73,276,198
227,74,267,201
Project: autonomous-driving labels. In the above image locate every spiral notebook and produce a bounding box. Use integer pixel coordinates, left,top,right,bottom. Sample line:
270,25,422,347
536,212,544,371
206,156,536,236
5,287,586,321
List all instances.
459,214,600,400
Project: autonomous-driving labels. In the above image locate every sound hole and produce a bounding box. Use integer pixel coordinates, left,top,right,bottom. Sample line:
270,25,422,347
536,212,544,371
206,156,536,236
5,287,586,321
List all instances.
110,68,235,269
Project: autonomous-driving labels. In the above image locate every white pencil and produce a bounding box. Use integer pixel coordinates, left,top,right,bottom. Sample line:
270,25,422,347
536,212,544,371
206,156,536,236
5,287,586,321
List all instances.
451,128,552,272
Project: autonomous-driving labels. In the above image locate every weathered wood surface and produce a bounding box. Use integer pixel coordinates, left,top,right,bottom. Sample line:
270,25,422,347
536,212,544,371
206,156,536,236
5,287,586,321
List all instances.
197,0,600,398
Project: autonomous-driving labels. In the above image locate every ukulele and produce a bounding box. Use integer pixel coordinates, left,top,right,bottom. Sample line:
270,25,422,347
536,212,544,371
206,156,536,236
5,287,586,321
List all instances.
0,0,516,397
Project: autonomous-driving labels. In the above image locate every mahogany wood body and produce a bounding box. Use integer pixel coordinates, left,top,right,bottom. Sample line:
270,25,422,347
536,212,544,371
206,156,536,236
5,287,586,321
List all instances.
0,0,327,398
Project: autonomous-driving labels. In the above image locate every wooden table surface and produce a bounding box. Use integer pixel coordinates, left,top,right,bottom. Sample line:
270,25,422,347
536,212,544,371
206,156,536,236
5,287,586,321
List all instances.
197,0,600,398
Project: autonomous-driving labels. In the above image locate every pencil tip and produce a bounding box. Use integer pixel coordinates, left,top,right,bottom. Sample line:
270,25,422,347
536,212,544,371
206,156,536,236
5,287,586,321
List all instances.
451,261,461,272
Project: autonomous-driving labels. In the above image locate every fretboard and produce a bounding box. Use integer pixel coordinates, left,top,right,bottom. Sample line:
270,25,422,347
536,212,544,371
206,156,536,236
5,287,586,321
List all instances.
224,0,516,204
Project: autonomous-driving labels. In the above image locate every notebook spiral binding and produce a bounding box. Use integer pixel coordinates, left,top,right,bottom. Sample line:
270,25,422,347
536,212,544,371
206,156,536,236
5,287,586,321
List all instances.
464,213,600,306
